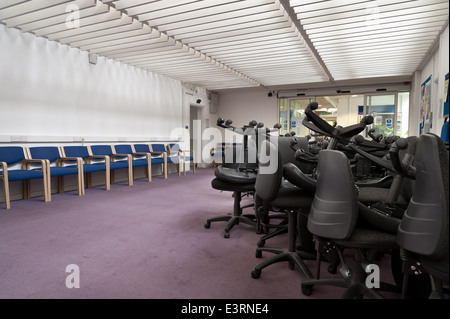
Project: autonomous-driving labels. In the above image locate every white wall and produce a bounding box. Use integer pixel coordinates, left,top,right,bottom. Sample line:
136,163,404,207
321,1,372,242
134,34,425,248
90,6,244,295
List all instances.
410,24,449,136
0,24,183,143
217,90,278,143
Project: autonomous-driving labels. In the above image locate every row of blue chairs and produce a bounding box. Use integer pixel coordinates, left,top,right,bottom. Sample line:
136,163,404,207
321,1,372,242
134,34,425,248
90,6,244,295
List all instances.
0,143,195,209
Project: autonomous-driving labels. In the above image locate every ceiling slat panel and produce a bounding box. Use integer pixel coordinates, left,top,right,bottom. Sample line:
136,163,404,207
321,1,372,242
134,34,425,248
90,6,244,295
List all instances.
0,0,448,89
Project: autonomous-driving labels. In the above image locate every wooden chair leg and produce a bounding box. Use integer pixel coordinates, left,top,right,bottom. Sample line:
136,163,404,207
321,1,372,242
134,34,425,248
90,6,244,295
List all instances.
58,176,64,193
128,166,133,186
3,177,10,210
78,172,84,196
147,165,152,182
43,169,51,202
23,180,30,199
86,173,92,189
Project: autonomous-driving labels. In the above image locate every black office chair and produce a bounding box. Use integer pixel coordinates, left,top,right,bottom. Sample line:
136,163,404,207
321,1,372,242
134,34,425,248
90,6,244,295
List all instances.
301,149,400,298
204,142,259,238
396,133,449,299
255,136,315,250
204,118,281,238
251,139,316,283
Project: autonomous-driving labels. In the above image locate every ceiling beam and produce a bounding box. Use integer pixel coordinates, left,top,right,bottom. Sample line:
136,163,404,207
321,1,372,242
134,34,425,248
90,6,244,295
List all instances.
278,0,334,84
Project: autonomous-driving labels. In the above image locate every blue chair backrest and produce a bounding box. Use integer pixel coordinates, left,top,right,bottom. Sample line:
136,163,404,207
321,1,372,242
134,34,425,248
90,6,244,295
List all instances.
0,146,26,165
134,144,151,153
151,144,166,153
29,147,61,162
90,145,113,156
168,143,180,152
114,144,133,154
63,146,90,159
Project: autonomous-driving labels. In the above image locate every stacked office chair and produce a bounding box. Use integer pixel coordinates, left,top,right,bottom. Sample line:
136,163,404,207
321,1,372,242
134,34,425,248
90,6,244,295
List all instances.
396,133,449,299
250,139,316,284
300,148,400,298
255,135,316,251
204,119,261,238
204,118,281,238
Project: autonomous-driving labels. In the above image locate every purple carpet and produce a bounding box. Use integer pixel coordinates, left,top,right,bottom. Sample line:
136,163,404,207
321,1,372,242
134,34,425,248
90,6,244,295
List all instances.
0,167,400,299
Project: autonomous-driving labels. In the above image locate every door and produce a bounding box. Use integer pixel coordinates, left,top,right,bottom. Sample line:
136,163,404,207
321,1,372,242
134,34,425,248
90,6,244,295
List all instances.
279,98,313,137
366,94,397,137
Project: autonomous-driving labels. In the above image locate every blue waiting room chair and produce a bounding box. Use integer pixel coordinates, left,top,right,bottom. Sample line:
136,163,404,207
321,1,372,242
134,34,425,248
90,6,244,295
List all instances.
27,146,84,196
113,144,152,182
0,146,50,209
89,145,133,186
166,143,195,175
149,143,180,177
133,144,168,179
61,146,110,191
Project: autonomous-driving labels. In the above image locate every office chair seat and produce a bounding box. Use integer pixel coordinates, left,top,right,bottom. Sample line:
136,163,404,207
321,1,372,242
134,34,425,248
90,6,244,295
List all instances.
214,166,257,184
335,228,397,249
205,165,257,238
211,178,254,193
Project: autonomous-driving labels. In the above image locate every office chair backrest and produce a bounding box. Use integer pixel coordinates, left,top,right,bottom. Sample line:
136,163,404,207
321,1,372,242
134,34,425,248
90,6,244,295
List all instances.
278,136,314,174
397,133,449,259
0,146,26,165
307,149,358,240
63,146,90,159
254,139,283,202
28,146,61,162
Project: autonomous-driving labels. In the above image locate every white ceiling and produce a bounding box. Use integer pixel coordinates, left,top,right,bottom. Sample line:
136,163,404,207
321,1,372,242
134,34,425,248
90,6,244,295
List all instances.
1,0,448,91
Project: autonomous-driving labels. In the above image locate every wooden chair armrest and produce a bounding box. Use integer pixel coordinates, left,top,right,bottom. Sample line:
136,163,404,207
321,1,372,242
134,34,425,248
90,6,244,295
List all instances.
1,161,7,171
85,155,110,164
22,159,49,171
111,153,132,162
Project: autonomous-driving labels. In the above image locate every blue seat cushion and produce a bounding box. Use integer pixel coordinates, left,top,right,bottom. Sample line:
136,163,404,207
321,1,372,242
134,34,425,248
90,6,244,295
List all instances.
67,164,106,173
48,166,80,177
2,169,44,181
131,159,150,167
107,161,129,170
151,157,165,165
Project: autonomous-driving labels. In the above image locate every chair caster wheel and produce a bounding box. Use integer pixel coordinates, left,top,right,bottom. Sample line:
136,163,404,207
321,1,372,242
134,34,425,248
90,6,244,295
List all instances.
255,250,262,258
224,231,230,238
251,269,261,279
257,240,265,247
301,285,313,296
204,222,210,229
328,264,337,274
